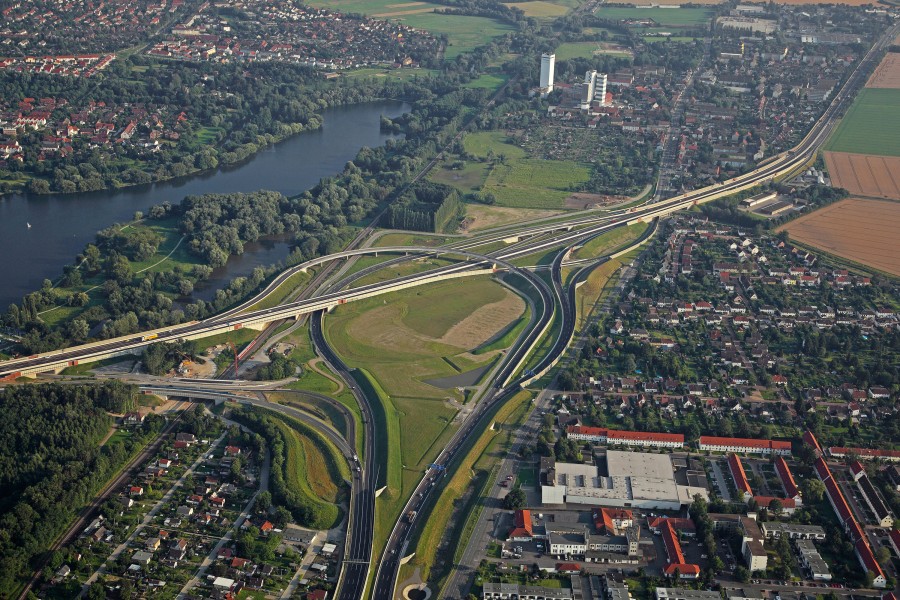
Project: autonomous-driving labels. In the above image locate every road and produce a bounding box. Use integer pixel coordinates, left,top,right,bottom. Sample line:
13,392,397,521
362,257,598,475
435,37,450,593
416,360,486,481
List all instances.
2,20,897,600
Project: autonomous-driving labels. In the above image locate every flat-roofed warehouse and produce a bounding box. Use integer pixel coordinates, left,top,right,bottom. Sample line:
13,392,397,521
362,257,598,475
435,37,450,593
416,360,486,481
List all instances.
541,451,708,509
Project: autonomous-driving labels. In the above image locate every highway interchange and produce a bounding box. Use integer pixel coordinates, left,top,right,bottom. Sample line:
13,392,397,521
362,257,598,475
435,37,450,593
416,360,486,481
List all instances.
2,20,899,600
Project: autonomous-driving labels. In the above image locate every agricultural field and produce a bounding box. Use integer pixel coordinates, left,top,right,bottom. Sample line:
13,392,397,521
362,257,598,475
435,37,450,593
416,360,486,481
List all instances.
824,152,900,200
866,52,900,89
554,41,633,60
769,0,879,5
825,88,900,157
594,6,714,27
302,0,516,59
779,198,900,276
504,0,570,17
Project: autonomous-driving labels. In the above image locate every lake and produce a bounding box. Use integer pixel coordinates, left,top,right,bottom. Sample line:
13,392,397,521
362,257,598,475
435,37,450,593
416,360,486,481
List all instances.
0,100,409,308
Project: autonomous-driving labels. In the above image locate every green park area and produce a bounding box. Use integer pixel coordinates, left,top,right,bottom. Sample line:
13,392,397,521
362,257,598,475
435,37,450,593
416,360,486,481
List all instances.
322,276,529,557
303,0,516,60
430,131,592,209
825,88,900,157
594,6,713,27
554,41,632,60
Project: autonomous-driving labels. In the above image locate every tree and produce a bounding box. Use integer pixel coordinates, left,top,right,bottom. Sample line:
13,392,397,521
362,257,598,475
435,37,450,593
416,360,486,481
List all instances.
257,491,272,513
734,566,750,583
876,546,891,565
87,582,106,600
504,487,527,510
769,498,783,516
801,479,825,504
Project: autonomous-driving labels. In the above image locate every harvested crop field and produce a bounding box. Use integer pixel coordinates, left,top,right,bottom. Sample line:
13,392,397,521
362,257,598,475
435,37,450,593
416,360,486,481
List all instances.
866,53,900,89
824,151,900,200
779,198,900,276
769,0,877,4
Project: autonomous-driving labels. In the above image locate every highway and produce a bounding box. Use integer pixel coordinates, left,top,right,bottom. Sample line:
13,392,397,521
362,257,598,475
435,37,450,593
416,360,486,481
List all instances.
1,21,897,600
4,20,899,382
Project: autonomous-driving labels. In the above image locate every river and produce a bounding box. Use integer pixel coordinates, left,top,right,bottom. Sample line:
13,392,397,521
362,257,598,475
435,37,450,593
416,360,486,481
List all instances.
0,101,409,308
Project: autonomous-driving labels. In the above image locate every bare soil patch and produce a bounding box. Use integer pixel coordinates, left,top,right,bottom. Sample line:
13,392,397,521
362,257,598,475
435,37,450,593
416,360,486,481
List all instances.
779,198,900,276
440,292,525,348
866,53,900,89
346,286,524,353
460,204,563,231
824,151,900,200
565,192,634,209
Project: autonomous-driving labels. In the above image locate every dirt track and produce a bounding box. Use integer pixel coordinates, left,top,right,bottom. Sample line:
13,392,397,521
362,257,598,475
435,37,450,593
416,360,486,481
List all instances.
780,198,900,276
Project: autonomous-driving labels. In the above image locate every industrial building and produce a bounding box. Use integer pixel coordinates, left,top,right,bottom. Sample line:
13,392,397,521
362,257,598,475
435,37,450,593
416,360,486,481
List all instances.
540,451,708,509
656,589,722,600
483,582,573,600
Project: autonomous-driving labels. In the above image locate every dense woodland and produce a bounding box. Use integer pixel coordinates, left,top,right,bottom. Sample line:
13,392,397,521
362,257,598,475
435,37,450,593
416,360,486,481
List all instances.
386,181,463,232
0,383,158,595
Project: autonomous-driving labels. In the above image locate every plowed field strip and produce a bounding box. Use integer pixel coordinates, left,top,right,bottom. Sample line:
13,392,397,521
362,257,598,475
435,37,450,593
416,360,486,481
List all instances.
824,152,900,200
779,198,900,276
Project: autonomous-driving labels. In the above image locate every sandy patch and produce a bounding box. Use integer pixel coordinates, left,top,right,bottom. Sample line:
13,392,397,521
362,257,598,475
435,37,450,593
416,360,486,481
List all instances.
779,198,900,276
461,204,563,231
346,287,524,353
824,151,900,200
439,292,525,348
866,53,900,89
565,192,636,209
373,7,436,16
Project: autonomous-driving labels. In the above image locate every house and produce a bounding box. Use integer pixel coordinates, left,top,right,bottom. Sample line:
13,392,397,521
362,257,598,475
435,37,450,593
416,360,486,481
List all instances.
699,436,791,456
175,432,197,446
225,445,242,456
508,509,534,541
132,550,153,566
130,486,144,497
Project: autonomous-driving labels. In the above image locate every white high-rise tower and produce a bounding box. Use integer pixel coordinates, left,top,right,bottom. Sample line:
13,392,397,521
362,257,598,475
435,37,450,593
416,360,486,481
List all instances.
594,72,608,106
540,53,556,97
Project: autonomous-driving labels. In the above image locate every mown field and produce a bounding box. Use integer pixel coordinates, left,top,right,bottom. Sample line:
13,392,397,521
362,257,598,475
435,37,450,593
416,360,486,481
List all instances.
554,41,632,60
594,6,714,26
323,276,529,554
825,88,900,157
573,222,649,260
434,129,596,209
303,0,516,59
